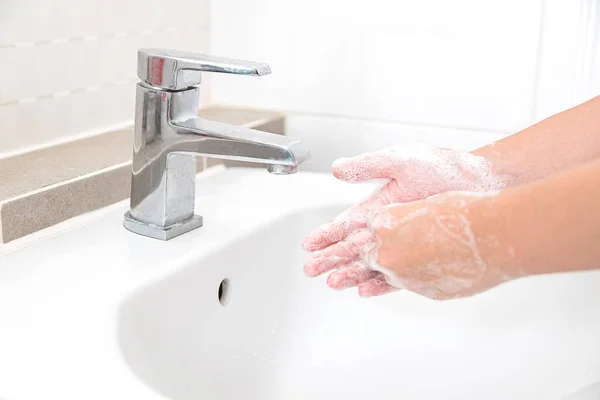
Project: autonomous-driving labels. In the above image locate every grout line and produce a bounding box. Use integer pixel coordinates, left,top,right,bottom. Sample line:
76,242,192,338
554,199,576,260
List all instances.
83,85,101,93
0,78,139,107
0,24,209,49
49,38,69,45
16,97,36,104
52,91,71,98
36,93,56,101
529,0,547,124
14,42,34,48
286,109,513,135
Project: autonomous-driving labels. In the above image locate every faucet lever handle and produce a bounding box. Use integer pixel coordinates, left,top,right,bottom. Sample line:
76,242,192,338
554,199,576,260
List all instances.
137,48,271,90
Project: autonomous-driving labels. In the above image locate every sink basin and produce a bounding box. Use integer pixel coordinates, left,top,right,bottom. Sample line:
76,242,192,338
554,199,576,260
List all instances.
1,168,600,399
117,204,600,400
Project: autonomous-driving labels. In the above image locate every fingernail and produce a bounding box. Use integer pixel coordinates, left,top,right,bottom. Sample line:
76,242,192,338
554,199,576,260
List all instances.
303,263,320,277
301,240,319,252
357,284,376,298
303,256,325,276
301,232,328,252
331,157,350,169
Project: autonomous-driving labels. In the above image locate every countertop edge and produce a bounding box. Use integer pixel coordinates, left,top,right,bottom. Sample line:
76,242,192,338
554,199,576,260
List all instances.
0,106,286,243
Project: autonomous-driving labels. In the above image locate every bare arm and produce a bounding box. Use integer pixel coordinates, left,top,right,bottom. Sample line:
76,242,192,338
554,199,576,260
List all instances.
500,159,600,276
362,159,600,300
473,95,600,186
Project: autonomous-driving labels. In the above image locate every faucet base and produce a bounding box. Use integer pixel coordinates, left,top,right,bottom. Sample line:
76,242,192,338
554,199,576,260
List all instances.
123,212,203,241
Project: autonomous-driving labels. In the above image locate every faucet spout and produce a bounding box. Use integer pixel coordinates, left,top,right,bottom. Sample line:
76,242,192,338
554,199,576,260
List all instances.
170,117,309,168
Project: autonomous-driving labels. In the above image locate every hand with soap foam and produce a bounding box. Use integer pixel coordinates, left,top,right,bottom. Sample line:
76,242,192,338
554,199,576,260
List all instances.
302,144,505,297
361,191,518,300
364,156,600,299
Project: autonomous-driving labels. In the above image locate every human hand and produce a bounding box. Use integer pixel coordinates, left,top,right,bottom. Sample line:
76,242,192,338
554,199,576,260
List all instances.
362,191,519,300
302,144,505,297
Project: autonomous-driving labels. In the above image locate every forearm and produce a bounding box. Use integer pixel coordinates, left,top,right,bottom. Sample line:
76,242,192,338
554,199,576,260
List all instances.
472,95,600,186
492,159,600,276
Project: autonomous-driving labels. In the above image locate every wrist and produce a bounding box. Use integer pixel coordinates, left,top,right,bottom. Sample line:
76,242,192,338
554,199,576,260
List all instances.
498,160,600,277
468,190,524,280
470,146,521,188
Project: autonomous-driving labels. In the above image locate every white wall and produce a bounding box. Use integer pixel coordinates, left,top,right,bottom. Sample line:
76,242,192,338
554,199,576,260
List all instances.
0,0,211,157
3,1,597,167
535,1,600,121
210,0,600,172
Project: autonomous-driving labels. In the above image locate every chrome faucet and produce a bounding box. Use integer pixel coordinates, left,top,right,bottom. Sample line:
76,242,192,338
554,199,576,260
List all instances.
123,49,310,240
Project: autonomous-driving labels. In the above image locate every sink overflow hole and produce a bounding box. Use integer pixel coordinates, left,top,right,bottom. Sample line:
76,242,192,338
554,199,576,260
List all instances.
218,279,232,306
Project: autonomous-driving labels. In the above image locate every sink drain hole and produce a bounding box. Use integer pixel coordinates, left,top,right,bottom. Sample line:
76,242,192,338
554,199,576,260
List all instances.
218,279,232,306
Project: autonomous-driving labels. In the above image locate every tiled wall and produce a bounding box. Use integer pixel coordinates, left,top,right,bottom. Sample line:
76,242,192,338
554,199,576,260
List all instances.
3,1,598,169
210,0,600,171
0,0,211,157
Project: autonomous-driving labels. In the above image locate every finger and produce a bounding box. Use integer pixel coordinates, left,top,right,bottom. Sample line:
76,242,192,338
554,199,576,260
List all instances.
302,215,365,252
365,205,399,233
332,150,399,183
358,276,399,297
302,181,400,252
326,262,381,290
304,229,374,277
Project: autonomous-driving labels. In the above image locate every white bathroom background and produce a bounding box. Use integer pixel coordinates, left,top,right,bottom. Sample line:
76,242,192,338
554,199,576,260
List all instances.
210,0,600,171
0,0,211,157
1,0,599,170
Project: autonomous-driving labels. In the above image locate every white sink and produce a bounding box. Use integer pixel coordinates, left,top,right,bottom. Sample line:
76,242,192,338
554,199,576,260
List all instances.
1,168,600,400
